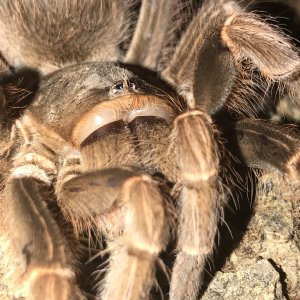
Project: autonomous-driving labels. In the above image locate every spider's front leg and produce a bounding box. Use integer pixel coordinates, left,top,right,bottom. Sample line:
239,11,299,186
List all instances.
165,2,300,298
167,81,300,300
162,0,300,112
2,116,85,300
219,11,300,101
169,110,221,300
56,166,169,300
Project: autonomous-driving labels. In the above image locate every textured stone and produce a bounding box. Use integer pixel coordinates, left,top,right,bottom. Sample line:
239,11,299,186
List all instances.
202,173,300,300
202,258,285,300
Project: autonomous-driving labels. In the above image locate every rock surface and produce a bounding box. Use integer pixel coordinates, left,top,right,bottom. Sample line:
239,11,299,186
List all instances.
202,173,300,300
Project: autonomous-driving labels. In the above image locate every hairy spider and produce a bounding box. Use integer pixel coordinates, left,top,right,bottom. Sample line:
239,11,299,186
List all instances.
0,0,299,299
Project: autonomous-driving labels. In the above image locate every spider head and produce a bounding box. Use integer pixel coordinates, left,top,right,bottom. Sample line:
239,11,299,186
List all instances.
24,62,181,147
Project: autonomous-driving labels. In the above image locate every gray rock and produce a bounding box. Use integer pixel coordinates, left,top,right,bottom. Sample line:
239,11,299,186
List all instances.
202,173,300,300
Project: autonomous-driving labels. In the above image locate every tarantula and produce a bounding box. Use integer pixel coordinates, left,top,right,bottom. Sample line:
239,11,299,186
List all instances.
0,0,299,299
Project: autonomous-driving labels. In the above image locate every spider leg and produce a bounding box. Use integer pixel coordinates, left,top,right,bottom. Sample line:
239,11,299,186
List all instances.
169,110,221,300
125,0,173,69
220,12,300,81
0,76,85,299
224,119,300,178
161,0,237,109
56,167,169,300
3,168,85,300
220,10,300,101
161,1,300,110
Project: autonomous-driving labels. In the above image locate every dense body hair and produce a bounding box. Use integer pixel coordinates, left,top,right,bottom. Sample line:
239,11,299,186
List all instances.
0,0,137,73
0,1,299,300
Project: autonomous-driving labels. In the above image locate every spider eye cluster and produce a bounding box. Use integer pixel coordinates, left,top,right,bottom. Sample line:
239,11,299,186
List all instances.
111,80,138,95
112,82,124,94
128,81,137,90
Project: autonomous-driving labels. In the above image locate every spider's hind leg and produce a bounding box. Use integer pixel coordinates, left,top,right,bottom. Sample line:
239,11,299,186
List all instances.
225,119,300,179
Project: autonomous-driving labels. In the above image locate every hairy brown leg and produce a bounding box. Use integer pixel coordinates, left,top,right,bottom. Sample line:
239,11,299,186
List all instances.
220,10,300,103
169,110,221,300
125,0,173,69
1,117,85,299
161,0,236,106
0,113,88,300
56,167,169,300
161,1,300,112
224,119,300,178
220,13,300,81
3,176,85,300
